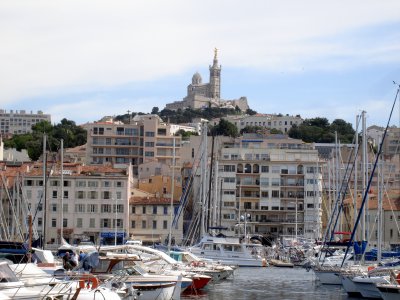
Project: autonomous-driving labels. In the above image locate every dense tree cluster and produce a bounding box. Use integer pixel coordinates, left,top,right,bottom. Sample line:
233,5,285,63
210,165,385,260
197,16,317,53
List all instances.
288,117,355,143
210,119,238,137
4,119,87,161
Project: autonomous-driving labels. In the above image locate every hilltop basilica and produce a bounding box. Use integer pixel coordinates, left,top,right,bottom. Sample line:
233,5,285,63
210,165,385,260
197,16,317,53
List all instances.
165,50,249,111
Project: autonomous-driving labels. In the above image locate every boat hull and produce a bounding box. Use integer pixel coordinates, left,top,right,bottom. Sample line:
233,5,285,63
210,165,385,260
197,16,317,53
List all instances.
313,270,341,285
377,284,400,300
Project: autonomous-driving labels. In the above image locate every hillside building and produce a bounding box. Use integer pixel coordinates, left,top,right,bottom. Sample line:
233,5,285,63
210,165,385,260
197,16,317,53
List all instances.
165,50,249,112
0,109,51,135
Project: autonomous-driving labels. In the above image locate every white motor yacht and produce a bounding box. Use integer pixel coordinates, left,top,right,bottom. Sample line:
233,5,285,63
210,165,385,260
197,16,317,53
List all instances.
188,235,266,267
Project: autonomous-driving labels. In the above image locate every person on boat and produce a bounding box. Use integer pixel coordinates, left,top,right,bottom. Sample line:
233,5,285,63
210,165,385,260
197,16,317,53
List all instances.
63,251,77,270
78,250,86,262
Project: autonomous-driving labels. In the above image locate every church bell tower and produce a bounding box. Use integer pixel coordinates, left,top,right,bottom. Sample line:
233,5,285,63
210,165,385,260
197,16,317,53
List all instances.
209,48,221,99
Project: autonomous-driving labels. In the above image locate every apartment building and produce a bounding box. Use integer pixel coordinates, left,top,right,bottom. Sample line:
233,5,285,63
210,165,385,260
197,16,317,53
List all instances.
0,109,51,135
217,134,322,240
84,115,181,175
222,113,303,134
21,163,132,246
129,196,182,244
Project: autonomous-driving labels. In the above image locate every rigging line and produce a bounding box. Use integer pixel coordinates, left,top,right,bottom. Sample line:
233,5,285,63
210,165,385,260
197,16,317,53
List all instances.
16,172,39,240
320,119,361,248
319,118,362,262
1,173,25,241
341,83,400,267
383,178,400,235
0,186,10,240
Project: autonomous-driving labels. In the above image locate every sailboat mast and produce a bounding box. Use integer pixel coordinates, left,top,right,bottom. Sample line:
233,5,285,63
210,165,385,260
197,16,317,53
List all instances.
42,133,47,248
353,115,359,240
361,111,367,242
200,122,208,237
377,136,383,264
168,137,176,252
213,159,218,227
60,139,64,243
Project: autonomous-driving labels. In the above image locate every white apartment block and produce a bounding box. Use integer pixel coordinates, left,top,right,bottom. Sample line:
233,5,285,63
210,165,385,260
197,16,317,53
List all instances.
217,135,322,240
83,115,181,175
0,109,51,135
223,113,303,134
22,163,132,246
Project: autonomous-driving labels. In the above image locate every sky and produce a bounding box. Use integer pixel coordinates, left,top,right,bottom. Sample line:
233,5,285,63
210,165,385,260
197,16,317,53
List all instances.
1,0,400,128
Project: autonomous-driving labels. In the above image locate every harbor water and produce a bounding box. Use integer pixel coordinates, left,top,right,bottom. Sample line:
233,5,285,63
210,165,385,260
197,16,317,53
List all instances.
182,267,360,300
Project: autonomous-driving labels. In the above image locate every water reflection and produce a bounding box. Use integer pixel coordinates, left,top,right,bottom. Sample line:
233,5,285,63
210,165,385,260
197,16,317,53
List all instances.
182,267,354,300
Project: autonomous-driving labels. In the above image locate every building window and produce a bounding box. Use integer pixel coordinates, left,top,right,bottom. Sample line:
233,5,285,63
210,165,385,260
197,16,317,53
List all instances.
101,219,110,228
101,204,112,213
131,207,136,214
88,181,99,187
63,191,69,199
116,181,123,187
51,204,57,212
52,190,57,199
145,151,154,157
51,219,57,227
114,204,124,213
103,191,110,199
77,218,82,228
163,206,168,215
153,220,157,229
75,204,85,213
89,218,95,228
103,181,111,187
244,202,252,209
87,204,98,213
38,217,42,227
271,190,279,198
76,191,85,199
142,206,146,214
63,218,68,227
261,166,269,173
224,165,235,172
145,131,155,137
153,206,157,215
142,220,146,229
76,181,86,187
163,220,168,229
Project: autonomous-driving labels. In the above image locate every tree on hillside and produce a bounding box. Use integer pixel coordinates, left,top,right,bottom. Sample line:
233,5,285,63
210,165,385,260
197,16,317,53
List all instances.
151,107,159,115
330,119,355,143
246,108,257,116
288,117,355,143
174,129,198,139
240,125,264,134
3,119,87,161
270,128,284,134
210,119,238,137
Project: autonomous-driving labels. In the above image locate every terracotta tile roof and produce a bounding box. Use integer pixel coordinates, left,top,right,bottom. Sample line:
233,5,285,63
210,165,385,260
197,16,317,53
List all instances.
129,196,179,205
0,162,34,187
20,163,127,177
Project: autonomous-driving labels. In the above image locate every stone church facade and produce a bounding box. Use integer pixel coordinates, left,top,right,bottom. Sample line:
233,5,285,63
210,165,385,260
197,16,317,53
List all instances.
165,50,249,111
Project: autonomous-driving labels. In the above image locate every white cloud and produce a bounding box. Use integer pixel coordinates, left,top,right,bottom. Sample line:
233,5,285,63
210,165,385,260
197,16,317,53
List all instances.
0,0,399,125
